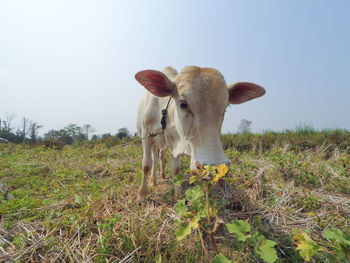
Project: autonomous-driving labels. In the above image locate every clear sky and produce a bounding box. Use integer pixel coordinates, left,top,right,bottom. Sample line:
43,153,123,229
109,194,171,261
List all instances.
1,0,349,135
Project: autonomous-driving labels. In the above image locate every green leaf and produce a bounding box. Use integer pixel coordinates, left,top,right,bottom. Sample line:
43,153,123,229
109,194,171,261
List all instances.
176,223,191,240
323,228,350,259
332,246,347,260
185,185,204,202
175,215,201,241
326,253,337,263
294,232,322,261
253,215,262,228
323,228,350,246
155,253,162,263
174,172,185,186
212,253,234,263
226,220,251,241
74,195,82,205
189,175,197,184
204,164,215,174
255,235,278,263
174,199,187,217
189,215,200,230
248,237,258,247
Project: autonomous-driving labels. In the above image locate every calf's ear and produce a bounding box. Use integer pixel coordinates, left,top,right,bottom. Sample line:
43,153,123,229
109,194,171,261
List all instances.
228,82,266,104
135,70,175,97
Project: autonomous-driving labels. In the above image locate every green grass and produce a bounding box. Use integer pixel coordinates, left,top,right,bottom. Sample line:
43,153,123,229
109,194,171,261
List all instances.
0,131,349,262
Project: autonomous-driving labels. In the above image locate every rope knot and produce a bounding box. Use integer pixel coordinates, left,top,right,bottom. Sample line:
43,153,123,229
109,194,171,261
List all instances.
160,97,171,130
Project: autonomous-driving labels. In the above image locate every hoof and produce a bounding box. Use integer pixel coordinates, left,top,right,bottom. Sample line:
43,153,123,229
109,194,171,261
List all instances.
160,170,166,179
151,179,157,187
138,187,148,201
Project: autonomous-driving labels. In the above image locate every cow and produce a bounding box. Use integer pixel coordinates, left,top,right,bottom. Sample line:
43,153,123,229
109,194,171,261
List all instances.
135,66,265,199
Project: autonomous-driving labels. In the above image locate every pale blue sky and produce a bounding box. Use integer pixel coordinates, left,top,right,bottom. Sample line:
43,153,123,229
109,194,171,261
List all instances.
0,0,349,135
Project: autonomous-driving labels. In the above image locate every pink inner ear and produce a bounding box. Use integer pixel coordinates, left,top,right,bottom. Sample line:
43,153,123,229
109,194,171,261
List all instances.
228,82,266,104
135,70,173,97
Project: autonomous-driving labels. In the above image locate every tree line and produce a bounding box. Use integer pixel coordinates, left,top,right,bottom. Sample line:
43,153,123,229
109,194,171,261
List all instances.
0,113,42,143
0,113,132,145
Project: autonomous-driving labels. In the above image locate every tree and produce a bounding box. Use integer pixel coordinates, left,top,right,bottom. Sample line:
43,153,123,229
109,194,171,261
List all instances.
116,127,130,139
82,124,95,139
64,123,83,141
3,112,15,132
91,134,98,140
0,114,41,143
15,117,29,140
0,113,20,142
29,121,42,142
237,119,252,134
101,133,112,139
75,132,87,142
43,129,72,144
43,124,88,145
43,130,61,140
21,117,29,138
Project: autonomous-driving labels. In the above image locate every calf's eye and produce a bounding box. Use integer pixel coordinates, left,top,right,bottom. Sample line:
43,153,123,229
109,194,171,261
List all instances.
179,100,188,109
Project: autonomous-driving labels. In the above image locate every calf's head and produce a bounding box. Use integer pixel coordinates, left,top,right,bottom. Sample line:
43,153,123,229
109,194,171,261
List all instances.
136,66,265,169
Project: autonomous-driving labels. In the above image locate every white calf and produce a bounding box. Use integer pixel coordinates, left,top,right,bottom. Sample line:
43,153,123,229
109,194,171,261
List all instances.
136,66,265,198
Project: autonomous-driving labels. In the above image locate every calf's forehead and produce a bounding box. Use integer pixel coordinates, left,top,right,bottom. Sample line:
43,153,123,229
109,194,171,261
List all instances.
175,66,229,111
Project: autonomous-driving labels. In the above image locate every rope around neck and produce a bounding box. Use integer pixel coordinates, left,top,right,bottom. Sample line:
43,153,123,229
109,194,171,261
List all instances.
160,97,171,130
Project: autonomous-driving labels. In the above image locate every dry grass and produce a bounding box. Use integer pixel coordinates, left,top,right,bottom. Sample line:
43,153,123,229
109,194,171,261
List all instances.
0,142,349,262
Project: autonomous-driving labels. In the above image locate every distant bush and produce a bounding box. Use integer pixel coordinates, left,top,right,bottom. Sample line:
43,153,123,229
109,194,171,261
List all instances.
0,129,26,143
294,122,316,135
43,138,65,150
221,129,350,154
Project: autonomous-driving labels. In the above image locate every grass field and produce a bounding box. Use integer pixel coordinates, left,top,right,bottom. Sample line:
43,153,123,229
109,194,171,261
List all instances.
0,131,350,262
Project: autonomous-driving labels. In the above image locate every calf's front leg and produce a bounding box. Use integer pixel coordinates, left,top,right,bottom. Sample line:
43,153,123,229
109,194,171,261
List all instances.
171,156,181,200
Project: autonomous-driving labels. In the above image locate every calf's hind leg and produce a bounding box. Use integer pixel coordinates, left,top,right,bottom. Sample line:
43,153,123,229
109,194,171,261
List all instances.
159,148,167,179
139,137,152,199
151,144,159,186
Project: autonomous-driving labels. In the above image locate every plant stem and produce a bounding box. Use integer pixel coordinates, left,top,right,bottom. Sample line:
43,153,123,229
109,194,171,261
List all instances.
198,228,211,263
198,223,210,234
205,186,219,255
236,248,251,263
205,188,211,225
209,229,219,255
